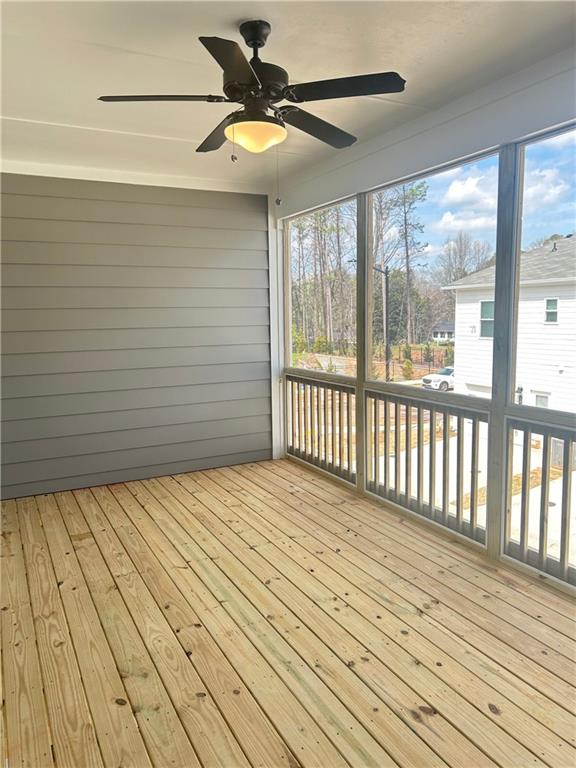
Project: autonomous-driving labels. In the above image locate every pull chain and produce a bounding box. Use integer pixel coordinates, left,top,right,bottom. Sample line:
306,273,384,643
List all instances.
230,125,238,163
275,145,282,206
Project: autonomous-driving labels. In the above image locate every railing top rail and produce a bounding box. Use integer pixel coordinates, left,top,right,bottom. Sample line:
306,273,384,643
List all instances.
507,417,576,441
364,380,492,415
366,390,489,422
285,367,357,390
505,404,576,434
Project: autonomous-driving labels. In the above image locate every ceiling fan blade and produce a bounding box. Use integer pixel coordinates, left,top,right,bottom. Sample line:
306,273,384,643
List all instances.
99,94,228,102
199,37,260,86
284,72,406,102
196,115,234,153
279,107,356,148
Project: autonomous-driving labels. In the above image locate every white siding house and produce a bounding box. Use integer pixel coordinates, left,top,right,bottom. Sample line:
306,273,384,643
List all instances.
449,236,576,411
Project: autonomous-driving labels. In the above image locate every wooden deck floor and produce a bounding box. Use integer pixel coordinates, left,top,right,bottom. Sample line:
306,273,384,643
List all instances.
1,459,575,768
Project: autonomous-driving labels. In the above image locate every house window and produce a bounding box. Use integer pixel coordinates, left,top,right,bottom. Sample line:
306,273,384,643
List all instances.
533,392,550,409
480,301,494,338
545,298,558,323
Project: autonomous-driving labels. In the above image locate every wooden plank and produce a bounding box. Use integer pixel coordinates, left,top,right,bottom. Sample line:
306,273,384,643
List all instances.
73,487,294,768
36,494,154,768
61,492,247,768
210,466,575,765
5,460,575,768
1,499,54,768
130,478,400,768
105,484,349,768
166,473,499,768
66,489,245,768
264,461,576,676
269,460,576,655
90,484,302,768
0,606,6,768
279,457,576,629
17,496,104,768
226,467,574,740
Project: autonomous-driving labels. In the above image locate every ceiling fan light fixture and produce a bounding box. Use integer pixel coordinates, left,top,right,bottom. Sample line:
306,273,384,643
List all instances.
224,113,287,153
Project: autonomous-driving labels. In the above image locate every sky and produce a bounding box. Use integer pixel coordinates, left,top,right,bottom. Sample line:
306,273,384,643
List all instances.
411,127,576,262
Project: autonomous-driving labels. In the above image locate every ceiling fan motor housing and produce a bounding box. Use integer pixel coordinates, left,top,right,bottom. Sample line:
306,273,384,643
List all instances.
223,60,289,102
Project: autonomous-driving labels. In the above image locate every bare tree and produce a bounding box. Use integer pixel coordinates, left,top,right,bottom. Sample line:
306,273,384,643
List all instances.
397,181,428,344
431,230,494,317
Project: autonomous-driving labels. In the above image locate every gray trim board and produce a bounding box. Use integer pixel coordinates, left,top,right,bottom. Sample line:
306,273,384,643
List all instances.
1,173,271,498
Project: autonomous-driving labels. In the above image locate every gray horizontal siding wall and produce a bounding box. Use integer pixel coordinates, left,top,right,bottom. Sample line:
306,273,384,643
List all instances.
1,173,271,498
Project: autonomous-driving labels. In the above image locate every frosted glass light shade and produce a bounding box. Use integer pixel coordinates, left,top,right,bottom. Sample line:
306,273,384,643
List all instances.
224,119,287,153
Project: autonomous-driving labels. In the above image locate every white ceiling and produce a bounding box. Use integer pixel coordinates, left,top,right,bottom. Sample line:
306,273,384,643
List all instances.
2,1,575,193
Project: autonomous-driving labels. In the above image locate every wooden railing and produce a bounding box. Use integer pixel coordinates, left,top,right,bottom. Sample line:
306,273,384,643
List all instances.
284,374,575,584
505,418,575,585
285,372,356,483
365,390,488,543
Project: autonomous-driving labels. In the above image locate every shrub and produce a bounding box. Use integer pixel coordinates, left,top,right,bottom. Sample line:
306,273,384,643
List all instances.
423,342,433,363
444,344,454,365
292,328,307,354
312,335,331,354
403,344,412,361
401,359,414,380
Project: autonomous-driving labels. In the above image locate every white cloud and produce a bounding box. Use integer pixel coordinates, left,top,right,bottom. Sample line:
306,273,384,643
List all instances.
434,166,462,183
523,167,570,210
541,130,576,149
422,243,442,257
435,211,497,232
442,173,497,211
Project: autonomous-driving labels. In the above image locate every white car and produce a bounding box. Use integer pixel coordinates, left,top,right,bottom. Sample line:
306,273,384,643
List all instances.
422,367,454,391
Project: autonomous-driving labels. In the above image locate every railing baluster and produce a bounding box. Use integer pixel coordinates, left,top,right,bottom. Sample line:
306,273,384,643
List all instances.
470,417,479,535
405,404,412,504
383,397,389,493
372,397,380,488
442,411,450,523
291,380,296,451
338,390,344,471
331,386,336,469
519,429,531,561
304,383,310,457
394,401,401,496
323,384,329,467
538,433,550,571
456,416,464,527
559,436,573,581
429,408,437,517
317,385,322,462
347,391,352,477
417,407,424,508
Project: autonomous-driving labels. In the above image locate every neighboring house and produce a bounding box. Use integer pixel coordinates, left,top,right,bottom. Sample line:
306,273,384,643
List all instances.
432,320,455,342
447,236,576,410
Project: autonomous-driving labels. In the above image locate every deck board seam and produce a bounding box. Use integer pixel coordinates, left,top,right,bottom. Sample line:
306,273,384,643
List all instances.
245,462,575,676
187,467,572,765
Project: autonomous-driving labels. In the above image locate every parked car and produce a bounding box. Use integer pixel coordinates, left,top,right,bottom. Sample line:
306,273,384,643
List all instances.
422,367,454,391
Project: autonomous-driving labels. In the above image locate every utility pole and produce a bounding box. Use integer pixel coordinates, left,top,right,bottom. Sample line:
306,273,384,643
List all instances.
402,185,413,345
373,263,391,382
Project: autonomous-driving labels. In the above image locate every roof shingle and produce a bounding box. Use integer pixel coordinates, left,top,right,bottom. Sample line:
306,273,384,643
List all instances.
448,235,575,289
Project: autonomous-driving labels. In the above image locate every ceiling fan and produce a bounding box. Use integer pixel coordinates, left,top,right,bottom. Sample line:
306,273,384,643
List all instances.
99,20,406,154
